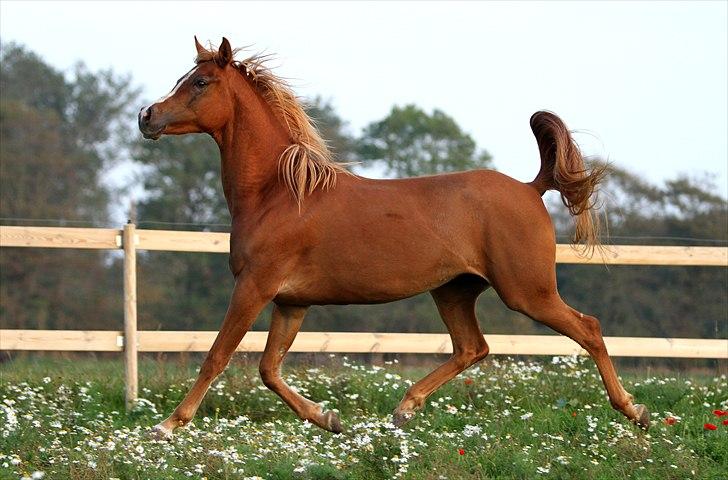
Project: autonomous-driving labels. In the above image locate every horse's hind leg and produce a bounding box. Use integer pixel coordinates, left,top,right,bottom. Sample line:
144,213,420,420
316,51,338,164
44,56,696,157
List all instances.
393,276,489,427
259,304,343,433
515,294,650,429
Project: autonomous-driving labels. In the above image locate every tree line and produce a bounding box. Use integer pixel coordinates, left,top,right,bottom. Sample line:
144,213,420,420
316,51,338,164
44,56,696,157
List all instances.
1,42,725,342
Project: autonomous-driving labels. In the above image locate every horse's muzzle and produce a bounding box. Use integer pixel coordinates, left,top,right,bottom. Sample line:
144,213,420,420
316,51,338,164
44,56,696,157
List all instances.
138,105,163,140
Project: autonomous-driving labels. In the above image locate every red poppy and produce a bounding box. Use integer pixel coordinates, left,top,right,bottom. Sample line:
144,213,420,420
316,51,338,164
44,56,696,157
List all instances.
712,409,728,417
722,420,728,426
464,378,473,386
704,423,718,431
572,412,577,417
458,449,465,455
663,417,676,426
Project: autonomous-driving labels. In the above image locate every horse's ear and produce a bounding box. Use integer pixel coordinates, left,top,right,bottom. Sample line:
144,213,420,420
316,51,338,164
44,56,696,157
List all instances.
194,36,206,56
216,37,233,67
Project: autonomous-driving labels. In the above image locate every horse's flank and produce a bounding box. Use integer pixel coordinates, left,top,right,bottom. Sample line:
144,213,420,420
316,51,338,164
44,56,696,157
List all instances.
196,46,350,206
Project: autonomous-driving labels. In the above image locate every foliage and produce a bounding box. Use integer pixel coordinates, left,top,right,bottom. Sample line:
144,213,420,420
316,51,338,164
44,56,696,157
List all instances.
0,42,138,330
306,96,358,165
0,42,137,223
358,104,492,177
1,356,726,479
131,133,232,330
550,164,727,340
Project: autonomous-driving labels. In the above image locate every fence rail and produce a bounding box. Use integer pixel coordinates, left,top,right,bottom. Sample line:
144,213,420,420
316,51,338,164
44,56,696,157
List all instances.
2,225,727,264
1,225,727,409
2,329,727,359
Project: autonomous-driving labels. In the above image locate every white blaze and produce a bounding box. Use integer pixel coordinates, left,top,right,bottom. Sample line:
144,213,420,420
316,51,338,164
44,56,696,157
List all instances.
155,66,199,104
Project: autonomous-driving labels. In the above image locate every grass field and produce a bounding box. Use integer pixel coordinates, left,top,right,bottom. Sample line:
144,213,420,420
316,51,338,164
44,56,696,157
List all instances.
1,354,726,479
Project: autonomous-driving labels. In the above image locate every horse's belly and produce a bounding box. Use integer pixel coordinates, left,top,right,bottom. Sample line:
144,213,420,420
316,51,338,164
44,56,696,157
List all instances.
274,253,482,305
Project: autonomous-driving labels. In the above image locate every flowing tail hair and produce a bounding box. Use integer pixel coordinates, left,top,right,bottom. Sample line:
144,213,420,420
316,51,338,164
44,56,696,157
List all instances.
528,111,607,255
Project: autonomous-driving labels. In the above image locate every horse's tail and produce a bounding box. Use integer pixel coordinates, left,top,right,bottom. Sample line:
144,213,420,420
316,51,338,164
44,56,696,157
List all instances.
528,110,607,253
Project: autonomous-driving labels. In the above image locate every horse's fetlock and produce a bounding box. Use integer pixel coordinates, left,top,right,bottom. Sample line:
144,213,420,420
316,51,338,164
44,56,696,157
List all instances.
259,366,279,388
174,414,192,427
451,353,471,370
409,396,425,411
475,341,490,360
609,397,630,412
398,391,424,412
453,342,489,368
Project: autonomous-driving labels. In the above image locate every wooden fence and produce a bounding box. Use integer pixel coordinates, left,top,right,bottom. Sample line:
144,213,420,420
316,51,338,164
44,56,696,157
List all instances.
1,225,727,410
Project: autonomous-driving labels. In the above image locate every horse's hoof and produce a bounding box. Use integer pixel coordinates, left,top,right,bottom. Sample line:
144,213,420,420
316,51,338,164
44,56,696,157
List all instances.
323,410,343,434
149,424,173,441
392,409,415,428
633,404,650,430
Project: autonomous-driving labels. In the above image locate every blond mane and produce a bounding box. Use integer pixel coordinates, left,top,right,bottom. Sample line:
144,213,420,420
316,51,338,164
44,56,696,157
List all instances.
196,47,350,206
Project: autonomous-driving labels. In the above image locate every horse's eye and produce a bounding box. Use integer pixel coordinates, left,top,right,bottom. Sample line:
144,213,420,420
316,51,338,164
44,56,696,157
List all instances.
194,78,208,88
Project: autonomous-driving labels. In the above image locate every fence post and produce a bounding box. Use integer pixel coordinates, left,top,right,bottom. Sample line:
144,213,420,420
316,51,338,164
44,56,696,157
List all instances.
123,222,138,411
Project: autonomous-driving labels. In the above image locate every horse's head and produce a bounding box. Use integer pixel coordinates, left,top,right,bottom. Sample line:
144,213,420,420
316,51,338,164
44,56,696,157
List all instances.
138,37,236,140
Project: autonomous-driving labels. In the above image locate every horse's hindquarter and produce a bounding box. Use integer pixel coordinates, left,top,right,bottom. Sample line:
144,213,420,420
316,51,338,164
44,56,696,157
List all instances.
274,170,549,305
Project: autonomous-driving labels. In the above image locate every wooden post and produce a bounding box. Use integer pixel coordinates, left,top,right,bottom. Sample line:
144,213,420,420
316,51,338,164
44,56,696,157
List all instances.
123,222,138,411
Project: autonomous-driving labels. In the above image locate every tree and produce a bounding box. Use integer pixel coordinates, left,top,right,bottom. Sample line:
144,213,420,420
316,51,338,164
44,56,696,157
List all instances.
0,44,138,223
0,42,139,330
550,164,727,341
131,134,233,330
358,104,492,177
305,96,358,165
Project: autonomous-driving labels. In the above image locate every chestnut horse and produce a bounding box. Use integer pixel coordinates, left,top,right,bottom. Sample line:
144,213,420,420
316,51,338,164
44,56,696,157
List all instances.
138,37,649,438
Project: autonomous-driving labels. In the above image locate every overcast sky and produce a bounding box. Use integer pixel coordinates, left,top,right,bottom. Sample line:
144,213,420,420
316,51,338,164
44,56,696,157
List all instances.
2,1,726,195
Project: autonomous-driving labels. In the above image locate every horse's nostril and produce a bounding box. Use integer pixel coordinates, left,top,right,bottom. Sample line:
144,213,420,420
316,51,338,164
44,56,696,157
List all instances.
138,106,153,126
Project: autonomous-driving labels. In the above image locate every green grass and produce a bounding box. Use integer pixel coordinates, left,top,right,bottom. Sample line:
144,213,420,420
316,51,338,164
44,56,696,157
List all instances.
1,355,726,479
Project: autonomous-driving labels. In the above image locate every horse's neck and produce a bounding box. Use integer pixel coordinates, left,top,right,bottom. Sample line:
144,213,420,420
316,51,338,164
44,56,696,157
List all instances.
214,87,290,219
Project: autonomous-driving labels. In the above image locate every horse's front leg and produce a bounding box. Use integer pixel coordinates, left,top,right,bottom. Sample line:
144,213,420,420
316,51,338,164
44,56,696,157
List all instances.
151,275,272,438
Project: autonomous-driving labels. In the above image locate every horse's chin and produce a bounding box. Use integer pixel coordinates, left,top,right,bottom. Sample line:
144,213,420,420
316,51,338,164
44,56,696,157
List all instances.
142,130,163,140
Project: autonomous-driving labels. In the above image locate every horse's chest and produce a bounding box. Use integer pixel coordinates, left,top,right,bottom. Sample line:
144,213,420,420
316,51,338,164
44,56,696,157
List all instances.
227,230,262,276
228,225,298,277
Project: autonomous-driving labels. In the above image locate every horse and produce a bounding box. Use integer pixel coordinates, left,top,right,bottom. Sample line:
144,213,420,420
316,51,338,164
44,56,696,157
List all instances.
138,37,650,438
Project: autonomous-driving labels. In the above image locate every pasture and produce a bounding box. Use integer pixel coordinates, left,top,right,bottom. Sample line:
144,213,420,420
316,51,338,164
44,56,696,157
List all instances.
1,355,726,479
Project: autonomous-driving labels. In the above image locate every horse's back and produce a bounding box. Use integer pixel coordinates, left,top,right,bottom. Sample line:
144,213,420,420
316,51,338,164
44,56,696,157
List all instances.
331,169,554,248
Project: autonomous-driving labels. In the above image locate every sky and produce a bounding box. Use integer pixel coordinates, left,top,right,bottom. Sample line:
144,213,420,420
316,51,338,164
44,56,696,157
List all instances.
1,1,727,197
